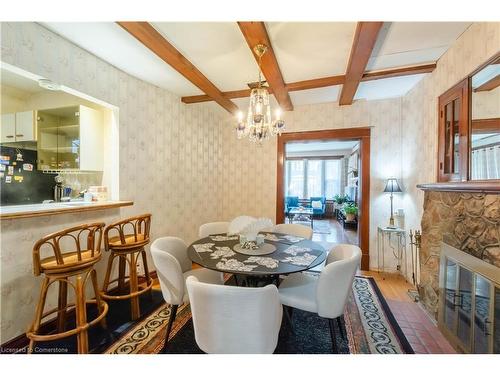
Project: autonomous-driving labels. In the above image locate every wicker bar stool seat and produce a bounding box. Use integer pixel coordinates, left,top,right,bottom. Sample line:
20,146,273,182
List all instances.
101,214,153,320
27,222,108,354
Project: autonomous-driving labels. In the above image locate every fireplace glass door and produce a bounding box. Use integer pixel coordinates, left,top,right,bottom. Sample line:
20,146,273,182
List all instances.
457,266,473,350
440,253,499,353
473,274,491,353
444,259,458,332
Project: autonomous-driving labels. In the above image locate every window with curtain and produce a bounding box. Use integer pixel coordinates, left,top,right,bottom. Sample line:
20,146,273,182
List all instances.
285,158,342,199
471,145,500,180
325,159,341,197
286,160,306,198
307,160,323,197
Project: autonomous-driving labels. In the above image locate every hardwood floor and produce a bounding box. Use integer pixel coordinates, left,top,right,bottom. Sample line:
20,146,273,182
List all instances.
311,218,358,250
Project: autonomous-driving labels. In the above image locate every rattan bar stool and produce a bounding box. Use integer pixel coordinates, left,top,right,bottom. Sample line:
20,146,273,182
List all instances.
27,222,109,354
101,213,153,320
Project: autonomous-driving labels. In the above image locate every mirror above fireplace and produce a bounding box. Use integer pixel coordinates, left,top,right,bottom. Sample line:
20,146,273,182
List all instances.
437,52,500,183
470,56,500,180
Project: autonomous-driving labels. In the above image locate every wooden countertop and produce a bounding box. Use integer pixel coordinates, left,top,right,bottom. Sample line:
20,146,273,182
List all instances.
417,181,500,194
0,200,133,220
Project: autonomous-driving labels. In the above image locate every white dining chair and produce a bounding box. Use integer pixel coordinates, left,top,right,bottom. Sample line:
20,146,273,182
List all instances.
198,221,229,238
150,237,224,352
273,223,313,240
278,244,361,353
186,276,283,354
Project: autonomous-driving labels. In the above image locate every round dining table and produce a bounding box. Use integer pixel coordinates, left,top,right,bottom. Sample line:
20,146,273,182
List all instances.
187,232,327,286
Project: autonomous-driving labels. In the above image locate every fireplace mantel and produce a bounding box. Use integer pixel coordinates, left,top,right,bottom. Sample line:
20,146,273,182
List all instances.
417,181,500,194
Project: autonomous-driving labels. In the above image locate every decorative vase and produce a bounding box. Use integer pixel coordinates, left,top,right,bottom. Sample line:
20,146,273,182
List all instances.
346,213,356,221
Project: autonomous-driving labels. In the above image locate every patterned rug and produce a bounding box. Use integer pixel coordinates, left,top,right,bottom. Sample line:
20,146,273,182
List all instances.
104,276,413,354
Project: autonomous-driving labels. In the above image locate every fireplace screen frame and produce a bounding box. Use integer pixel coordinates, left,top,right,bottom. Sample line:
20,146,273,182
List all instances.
438,242,499,353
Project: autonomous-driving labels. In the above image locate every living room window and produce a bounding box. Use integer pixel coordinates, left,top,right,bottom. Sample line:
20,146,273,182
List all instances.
285,158,342,199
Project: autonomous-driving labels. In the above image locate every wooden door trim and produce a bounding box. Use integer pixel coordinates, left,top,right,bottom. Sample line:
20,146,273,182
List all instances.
276,127,371,270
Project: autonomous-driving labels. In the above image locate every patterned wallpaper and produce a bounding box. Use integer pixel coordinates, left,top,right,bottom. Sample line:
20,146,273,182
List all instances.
401,22,500,239
221,97,405,272
0,22,227,342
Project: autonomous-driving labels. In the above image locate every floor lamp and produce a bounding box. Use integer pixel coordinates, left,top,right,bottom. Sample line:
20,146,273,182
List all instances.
384,178,402,229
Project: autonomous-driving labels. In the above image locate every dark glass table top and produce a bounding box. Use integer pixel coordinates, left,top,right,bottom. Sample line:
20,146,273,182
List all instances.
187,232,326,276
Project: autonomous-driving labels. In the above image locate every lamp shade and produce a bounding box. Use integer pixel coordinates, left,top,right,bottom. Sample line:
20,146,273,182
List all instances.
383,178,402,193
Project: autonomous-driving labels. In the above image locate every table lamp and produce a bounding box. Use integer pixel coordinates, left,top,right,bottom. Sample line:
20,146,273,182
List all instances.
383,178,402,228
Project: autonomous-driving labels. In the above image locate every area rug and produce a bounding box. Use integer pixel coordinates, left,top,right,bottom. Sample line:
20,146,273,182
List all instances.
313,220,332,234
104,276,413,354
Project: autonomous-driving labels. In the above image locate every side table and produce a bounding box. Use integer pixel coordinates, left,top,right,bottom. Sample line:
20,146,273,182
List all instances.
377,226,407,280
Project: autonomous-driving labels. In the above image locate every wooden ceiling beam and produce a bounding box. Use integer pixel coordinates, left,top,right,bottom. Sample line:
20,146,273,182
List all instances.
361,63,436,81
339,22,383,106
117,21,239,114
181,63,435,104
237,21,294,111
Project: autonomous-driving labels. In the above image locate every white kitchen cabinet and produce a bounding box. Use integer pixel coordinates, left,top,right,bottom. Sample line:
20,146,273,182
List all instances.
1,113,16,143
14,110,36,142
1,111,36,143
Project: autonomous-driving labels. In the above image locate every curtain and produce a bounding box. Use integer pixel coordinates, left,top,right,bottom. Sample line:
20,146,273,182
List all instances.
471,145,500,180
325,159,341,198
285,159,342,199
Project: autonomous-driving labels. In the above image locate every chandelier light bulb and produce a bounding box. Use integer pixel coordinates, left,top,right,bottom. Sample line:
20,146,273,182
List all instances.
236,43,285,144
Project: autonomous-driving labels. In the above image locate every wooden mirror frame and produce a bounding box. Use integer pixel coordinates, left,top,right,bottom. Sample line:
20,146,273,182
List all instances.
437,51,500,183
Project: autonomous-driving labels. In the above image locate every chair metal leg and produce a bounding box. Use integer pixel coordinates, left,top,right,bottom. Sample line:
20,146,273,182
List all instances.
336,316,345,340
162,304,178,353
328,318,338,354
283,306,294,333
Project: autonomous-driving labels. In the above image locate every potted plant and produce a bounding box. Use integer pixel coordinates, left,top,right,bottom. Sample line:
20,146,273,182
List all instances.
333,194,350,210
343,203,358,221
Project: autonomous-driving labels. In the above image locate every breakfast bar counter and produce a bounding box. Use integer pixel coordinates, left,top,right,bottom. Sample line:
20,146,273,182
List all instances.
0,200,134,220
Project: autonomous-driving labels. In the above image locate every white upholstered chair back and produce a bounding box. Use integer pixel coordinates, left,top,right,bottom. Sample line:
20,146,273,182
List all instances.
198,221,229,238
150,237,192,306
316,244,361,319
186,276,282,354
273,223,313,240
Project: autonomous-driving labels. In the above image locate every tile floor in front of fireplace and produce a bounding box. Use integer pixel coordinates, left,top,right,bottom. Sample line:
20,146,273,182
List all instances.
362,272,457,354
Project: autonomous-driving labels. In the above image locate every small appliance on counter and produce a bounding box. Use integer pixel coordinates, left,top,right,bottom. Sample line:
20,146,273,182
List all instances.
88,186,108,201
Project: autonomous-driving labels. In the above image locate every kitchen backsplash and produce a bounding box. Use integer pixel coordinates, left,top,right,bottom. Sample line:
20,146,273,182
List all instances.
0,145,102,205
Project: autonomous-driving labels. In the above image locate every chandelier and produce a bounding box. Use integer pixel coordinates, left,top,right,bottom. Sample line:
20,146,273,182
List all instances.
236,44,285,143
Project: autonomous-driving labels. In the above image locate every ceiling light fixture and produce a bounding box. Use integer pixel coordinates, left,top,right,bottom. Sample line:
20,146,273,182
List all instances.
38,78,61,91
236,44,285,143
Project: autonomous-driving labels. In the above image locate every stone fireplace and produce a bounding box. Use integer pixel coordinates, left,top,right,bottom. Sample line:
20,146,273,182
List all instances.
418,189,499,317
417,183,499,353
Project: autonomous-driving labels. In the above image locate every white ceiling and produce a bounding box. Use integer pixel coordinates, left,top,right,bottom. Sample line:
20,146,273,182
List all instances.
368,22,471,70
266,22,356,82
42,22,203,96
41,22,472,110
